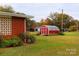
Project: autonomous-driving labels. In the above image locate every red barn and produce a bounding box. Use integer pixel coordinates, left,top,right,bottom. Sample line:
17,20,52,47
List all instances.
40,25,60,35
0,12,33,38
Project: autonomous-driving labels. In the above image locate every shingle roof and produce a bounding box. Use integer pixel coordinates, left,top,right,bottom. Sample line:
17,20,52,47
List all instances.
0,12,33,18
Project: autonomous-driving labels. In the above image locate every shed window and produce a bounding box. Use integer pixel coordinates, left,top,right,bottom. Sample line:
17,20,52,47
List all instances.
0,16,12,35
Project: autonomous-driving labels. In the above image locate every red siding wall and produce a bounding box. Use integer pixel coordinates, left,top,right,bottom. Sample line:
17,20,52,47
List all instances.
40,26,48,35
12,16,25,36
40,26,60,35
49,30,59,34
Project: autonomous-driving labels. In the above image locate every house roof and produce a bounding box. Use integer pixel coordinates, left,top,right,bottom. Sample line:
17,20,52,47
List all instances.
0,12,33,18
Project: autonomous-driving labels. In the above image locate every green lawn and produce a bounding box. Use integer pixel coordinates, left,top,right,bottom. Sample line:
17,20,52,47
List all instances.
0,32,79,56
64,32,79,36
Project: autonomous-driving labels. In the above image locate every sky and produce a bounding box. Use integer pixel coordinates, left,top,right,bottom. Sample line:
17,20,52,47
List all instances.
7,3,79,22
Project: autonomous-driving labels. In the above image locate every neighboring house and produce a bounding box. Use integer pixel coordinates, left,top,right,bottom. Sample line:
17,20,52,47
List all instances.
0,12,33,38
39,25,60,35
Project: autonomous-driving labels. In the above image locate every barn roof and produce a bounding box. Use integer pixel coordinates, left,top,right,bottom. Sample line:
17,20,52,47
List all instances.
43,25,60,30
0,12,33,18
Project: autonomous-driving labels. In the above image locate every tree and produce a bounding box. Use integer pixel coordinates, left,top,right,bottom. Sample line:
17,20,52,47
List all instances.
48,12,74,31
0,5,15,13
40,18,46,25
69,20,79,31
26,18,37,31
30,20,37,31
39,18,53,26
44,18,53,25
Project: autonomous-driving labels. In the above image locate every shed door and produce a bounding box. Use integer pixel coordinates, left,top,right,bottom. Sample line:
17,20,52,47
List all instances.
40,27,48,35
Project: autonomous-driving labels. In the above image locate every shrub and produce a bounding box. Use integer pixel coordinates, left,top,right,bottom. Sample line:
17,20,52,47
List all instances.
19,33,26,40
69,26,77,32
19,32,36,44
36,32,40,35
0,36,23,48
19,32,29,43
11,36,23,47
26,35,36,44
0,35,4,47
59,32,64,35
0,39,12,48
0,35,4,43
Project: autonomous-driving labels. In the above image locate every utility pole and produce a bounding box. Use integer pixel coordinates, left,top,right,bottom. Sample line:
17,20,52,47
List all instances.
61,9,63,32
76,21,79,32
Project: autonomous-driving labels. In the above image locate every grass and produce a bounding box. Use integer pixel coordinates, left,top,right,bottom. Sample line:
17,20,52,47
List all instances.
0,32,79,56
64,32,79,36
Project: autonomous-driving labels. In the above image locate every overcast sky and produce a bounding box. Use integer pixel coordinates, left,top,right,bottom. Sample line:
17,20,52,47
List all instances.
9,3,79,22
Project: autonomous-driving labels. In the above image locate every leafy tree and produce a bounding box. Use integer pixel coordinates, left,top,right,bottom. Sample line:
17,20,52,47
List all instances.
48,12,74,31
69,20,79,31
40,19,46,25
26,18,37,31
0,5,15,13
39,18,53,26
44,18,53,25
30,20,37,31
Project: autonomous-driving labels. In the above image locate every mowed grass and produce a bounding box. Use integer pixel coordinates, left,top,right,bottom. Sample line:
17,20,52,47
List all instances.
64,32,79,36
0,32,79,56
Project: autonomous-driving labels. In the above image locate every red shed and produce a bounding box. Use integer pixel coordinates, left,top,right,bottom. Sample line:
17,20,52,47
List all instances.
0,12,33,38
40,25,60,35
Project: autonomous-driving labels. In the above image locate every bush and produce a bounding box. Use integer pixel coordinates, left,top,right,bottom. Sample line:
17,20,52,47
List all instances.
0,36,23,48
0,35,4,43
11,36,23,47
26,35,35,44
19,32,29,43
19,32,36,44
69,26,77,32
59,32,64,35
0,35,4,47
36,32,40,35
0,39,12,48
